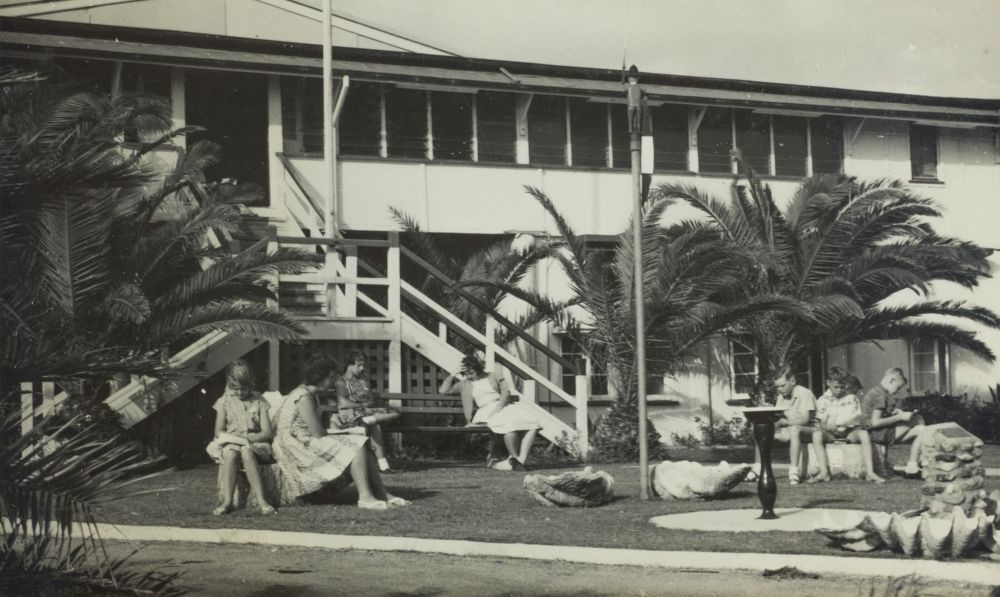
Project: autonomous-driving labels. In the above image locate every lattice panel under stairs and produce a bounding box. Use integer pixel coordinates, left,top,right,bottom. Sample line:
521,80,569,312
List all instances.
276,341,447,396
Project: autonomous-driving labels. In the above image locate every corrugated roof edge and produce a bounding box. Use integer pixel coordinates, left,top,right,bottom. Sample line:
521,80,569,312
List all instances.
1,15,999,109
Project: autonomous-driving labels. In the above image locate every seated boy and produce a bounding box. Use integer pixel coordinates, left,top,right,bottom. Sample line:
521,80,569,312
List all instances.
861,367,926,478
772,365,818,486
812,368,886,483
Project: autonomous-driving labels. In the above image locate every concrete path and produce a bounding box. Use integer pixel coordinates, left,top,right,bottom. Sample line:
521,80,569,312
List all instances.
111,540,993,597
92,521,1000,586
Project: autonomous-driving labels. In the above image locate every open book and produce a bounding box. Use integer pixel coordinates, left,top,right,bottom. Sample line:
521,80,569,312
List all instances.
326,426,367,436
215,432,250,447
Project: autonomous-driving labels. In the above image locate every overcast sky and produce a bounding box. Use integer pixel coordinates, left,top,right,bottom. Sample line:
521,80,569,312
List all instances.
331,0,1000,99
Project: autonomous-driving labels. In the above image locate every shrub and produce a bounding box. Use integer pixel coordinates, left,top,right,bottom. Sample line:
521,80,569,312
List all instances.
668,415,753,447
903,387,1000,443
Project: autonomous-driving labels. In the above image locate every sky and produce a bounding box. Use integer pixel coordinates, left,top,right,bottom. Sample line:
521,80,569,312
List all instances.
330,0,1000,99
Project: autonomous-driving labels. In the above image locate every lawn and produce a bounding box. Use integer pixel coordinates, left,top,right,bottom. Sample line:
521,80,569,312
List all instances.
97,445,1000,560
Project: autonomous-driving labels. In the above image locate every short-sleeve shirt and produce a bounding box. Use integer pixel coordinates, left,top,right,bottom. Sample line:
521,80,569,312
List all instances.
776,385,817,426
816,391,862,428
861,385,897,429
213,390,266,435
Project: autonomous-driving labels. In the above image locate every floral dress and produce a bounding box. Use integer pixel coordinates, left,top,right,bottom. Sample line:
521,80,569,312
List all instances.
205,390,273,463
272,386,368,499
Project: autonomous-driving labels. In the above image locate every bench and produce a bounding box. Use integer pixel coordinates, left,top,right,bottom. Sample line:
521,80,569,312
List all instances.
318,392,496,434
804,440,891,479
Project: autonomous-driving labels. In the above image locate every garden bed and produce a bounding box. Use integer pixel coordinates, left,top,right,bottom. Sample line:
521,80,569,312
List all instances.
97,456,1000,560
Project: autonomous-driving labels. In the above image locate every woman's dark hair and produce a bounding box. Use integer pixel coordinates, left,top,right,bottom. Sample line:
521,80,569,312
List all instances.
343,350,367,372
460,354,485,377
302,353,338,386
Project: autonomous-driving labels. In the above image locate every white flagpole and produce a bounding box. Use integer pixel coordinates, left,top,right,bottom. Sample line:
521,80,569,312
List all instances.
322,0,335,238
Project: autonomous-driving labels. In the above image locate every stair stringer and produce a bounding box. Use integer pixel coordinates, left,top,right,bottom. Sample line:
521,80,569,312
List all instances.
106,332,264,428
400,313,580,452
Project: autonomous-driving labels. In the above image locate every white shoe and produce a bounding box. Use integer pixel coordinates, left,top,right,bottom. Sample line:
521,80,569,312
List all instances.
386,494,411,507
357,500,389,511
492,459,513,471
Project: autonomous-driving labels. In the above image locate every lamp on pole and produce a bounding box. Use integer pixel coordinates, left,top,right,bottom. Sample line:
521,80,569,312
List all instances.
626,65,649,500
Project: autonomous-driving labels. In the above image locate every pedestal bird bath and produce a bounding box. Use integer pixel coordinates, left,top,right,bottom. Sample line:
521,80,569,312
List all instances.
742,407,786,519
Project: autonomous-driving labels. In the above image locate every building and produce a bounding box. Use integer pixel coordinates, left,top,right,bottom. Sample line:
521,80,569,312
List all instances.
4,0,999,445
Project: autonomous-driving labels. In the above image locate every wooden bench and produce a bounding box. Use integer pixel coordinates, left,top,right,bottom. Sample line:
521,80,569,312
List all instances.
318,392,496,434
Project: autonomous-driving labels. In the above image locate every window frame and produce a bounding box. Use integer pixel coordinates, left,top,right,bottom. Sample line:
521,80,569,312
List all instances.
909,124,941,183
909,338,949,395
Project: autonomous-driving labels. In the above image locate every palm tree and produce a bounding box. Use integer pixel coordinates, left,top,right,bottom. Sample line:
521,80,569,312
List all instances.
655,157,999,388
0,75,319,394
458,186,807,459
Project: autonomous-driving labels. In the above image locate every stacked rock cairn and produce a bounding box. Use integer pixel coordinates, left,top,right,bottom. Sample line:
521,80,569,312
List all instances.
919,423,989,518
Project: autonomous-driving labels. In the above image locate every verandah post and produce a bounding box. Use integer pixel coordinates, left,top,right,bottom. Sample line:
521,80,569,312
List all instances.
266,226,281,391
575,362,590,457
387,232,402,394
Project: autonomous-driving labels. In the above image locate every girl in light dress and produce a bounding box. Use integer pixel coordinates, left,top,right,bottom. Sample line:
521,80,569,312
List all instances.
440,352,542,470
272,353,409,510
333,350,401,473
208,360,276,516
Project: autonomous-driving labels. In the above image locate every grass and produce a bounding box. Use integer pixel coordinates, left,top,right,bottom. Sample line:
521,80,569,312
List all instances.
96,447,1000,560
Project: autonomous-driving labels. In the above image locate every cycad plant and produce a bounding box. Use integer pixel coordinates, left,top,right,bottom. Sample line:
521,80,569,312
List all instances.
0,75,319,393
655,157,998,388
458,186,807,460
0,409,182,595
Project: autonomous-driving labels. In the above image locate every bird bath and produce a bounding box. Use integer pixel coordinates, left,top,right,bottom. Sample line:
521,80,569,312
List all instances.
742,407,786,519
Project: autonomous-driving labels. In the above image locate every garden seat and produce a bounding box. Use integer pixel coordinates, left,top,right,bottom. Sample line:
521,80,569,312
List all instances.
805,442,890,479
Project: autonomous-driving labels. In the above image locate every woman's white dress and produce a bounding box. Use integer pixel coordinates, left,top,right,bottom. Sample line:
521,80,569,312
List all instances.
469,377,542,434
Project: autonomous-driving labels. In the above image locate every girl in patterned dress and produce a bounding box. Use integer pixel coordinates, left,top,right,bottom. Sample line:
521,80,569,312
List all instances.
334,350,400,473
272,353,409,510
208,360,276,516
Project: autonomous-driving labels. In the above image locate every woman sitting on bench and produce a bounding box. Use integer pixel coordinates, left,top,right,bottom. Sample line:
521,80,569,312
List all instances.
440,352,542,471
273,353,409,511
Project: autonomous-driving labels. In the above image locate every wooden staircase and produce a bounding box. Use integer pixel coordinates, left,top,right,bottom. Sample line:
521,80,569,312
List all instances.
27,154,592,455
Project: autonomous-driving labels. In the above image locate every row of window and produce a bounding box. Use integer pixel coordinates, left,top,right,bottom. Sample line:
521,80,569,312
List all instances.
281,79,852,176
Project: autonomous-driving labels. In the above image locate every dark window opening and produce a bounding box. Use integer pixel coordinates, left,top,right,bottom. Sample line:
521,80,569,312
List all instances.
697,108,733,174
385,88,427,159
186,70,269,196
569,99,608,167
280,77,322,154
476,91,516,163
528,95,567,166
431,91,474,161
338,81,382,157
734,110,770,174
651,104,689,171
772,115,807,177
910,124,939,181
560,337,609,396
811,116,843,174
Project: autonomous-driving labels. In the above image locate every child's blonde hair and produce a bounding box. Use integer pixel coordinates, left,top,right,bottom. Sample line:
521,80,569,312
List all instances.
225,359,254,390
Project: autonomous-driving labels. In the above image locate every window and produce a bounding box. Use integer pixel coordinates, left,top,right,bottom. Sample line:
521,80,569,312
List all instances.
910,124,939,181
528,95,567,165
772,116,808,177
610,104,630,168
568,99,608,167
734,110,770,174
811,116,843,174
281,77,323,154
385,88,427,159
910,338,948,395
338,81,382,157
729,335,758,395
697,108,733,174
120,63,170,97
651,104,689,171
431,91,474,161
476,91,516,163
560,337,608,396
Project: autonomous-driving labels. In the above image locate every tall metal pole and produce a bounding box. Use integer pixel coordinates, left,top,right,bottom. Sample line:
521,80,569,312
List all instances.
322,0,335,238
626,66,649,500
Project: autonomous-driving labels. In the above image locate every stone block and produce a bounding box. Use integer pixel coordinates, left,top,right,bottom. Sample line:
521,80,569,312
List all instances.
806,442,888,479
649,460,749,500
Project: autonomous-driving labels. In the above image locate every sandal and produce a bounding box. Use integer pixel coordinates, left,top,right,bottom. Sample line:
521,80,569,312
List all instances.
260,504,278,515
386,494,411,507
212,504,233,516
357,499,389,511
866,474,887,485
788,471,801,486
806,474,831,484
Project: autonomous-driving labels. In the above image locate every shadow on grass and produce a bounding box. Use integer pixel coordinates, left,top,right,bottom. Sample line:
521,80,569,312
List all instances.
801,498,854,508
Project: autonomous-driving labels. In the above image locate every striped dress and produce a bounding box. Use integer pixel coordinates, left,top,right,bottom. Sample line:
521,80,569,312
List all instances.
272,386,368,499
